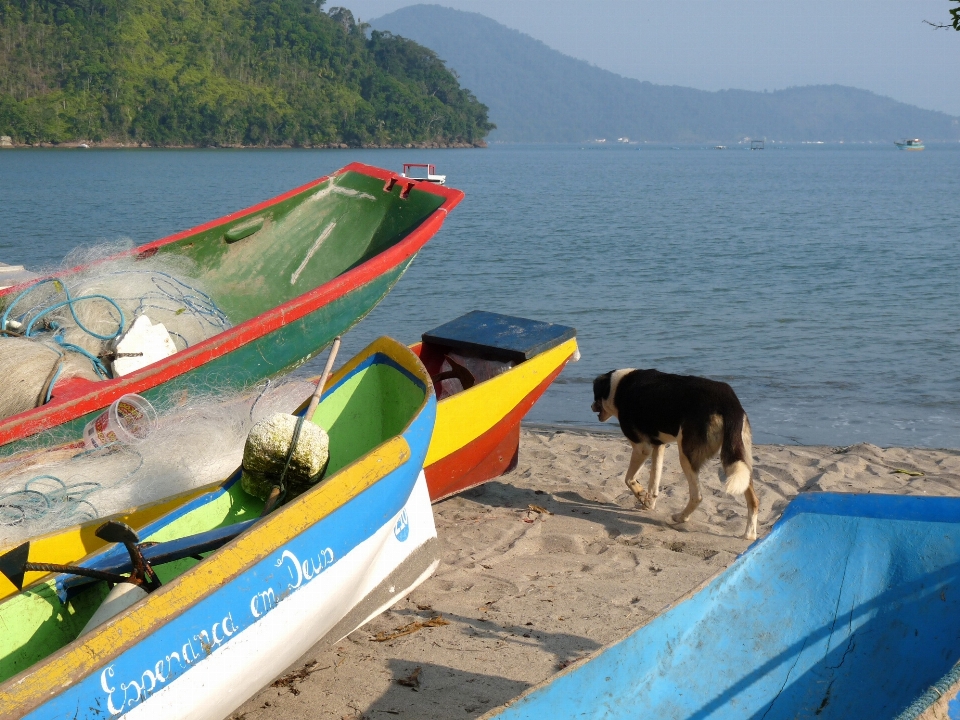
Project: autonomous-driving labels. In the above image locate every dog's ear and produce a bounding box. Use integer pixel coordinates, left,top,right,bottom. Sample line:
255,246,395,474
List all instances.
593,371,613,402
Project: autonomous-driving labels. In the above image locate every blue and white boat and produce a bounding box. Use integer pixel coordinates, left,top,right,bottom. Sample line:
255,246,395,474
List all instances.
0,336,439,719
484,492,960,720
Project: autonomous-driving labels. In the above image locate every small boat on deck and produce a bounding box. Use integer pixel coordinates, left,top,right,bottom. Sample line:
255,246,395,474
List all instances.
0,311,578,600
400,163,446,185
483,492,960,720
896,138,925,151
0,336,439,719
0,163,462,458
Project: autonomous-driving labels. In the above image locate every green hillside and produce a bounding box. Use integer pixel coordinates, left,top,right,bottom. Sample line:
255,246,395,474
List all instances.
0,0,493,146
372,5,960,143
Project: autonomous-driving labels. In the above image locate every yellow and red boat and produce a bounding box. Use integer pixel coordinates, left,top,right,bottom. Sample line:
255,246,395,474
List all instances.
415,310,578,502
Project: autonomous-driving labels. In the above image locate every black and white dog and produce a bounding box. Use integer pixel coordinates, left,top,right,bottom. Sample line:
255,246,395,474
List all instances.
592,369,758,540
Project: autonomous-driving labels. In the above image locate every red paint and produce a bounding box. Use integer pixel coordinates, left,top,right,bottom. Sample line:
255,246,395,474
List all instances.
0,165,463,449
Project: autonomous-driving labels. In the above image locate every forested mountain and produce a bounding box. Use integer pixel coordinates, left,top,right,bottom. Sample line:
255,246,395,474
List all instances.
372,5,960,143
0,0,493,146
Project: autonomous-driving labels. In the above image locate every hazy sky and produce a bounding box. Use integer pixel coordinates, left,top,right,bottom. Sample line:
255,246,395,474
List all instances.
342,1,960,116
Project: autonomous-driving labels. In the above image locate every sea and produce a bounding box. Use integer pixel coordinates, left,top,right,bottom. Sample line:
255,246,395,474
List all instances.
1,143,958,448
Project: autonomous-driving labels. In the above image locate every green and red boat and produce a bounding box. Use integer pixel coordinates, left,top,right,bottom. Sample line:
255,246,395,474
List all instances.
0,163,462,458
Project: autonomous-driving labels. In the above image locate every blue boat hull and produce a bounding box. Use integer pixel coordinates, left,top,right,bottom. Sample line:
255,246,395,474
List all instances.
486,493,960,720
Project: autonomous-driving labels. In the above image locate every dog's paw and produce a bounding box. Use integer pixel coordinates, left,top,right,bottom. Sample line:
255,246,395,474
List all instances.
637,491,658,510
670,512,688,524
742,529,758,541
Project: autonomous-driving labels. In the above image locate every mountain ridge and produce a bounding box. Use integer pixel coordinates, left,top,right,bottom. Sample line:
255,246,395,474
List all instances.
371,5,960,143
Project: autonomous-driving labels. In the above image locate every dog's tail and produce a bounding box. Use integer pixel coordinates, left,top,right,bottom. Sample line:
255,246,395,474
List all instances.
720,408,753,496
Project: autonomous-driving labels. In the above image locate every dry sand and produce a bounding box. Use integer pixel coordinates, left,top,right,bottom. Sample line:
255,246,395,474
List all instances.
231,427,960,720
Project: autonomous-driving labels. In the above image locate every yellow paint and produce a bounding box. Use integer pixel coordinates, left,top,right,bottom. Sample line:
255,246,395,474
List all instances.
425,338,578,466
0,437,411,716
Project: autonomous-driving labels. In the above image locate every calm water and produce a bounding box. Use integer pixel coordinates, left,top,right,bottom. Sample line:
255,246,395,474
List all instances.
1,144,958,448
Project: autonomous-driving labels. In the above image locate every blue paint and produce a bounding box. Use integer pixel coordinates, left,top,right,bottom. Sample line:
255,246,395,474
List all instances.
948,697,960,719
490,493,960,720
394,509,410,542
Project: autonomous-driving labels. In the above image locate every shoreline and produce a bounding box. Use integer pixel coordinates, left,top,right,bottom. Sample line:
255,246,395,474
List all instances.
230,428,960,719
0,139,487,150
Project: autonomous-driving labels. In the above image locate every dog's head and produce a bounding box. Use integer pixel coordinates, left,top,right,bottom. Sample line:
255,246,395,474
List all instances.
591,371,615,422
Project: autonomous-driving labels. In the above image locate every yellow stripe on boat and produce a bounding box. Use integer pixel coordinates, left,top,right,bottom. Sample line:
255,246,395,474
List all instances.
425,338,578,466
0,436,410,716
0,485,219,601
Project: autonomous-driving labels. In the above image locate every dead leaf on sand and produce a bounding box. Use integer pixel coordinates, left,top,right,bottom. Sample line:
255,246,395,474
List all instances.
397,666,421,688
371,615,450,642
271,660,328,695
527,503,553,515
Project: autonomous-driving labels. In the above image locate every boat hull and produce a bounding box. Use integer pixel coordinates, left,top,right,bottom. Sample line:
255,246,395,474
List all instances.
421,339,577,501
484,493,960,719
1,338,438,720
0,163,462,457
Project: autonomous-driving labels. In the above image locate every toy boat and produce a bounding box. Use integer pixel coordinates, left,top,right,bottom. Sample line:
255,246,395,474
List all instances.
0,336,438,719
483,493,960,720
0,163,462,457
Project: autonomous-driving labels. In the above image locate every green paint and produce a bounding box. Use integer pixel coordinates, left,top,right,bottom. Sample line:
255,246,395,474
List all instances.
1,182,428,459
0,354,425,683
313,362,425,476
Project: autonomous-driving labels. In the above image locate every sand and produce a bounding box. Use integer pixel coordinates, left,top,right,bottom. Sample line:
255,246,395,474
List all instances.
230,427,960,720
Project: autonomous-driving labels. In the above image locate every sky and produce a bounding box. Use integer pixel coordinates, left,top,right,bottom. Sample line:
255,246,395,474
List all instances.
341,0,960,117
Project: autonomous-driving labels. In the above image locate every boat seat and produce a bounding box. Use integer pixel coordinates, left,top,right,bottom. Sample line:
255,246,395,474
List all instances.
422,310,576,363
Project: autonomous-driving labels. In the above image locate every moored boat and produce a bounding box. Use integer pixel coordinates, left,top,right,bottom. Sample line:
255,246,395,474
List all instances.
0,163,462,458
0,335,438,719
400,163,446,185
896,138,925,150
482,492,960,719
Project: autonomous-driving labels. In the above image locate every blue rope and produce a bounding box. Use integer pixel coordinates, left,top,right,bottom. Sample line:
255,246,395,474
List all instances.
1,269,231,399
0,475,102,526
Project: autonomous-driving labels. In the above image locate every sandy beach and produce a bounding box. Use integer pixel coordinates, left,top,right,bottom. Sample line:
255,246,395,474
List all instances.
229,426,960,719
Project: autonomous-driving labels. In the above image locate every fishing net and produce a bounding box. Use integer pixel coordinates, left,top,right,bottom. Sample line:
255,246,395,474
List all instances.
0,377,316,546
0,241,231,420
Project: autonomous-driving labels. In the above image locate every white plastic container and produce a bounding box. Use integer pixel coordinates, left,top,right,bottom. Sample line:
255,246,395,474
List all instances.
112,315,177,377
82,394,158,450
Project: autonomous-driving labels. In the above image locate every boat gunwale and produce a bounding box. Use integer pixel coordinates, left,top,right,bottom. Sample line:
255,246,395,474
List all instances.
0,336,436,714
0,163,462,449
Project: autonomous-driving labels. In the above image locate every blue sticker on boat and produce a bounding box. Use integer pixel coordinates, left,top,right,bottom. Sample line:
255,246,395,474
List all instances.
394,509,409,542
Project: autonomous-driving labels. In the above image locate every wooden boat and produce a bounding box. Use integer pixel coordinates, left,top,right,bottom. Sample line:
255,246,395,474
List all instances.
483,492,960,720
0,163,462,458
0,336,439,719
414,311,578,501
0,311,578,599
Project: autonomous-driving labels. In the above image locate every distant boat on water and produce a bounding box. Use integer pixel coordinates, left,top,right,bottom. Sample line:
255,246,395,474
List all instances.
895,138,924,151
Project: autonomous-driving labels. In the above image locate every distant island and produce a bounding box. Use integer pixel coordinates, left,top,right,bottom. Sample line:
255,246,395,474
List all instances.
0,1,493,148
372,5,960,144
